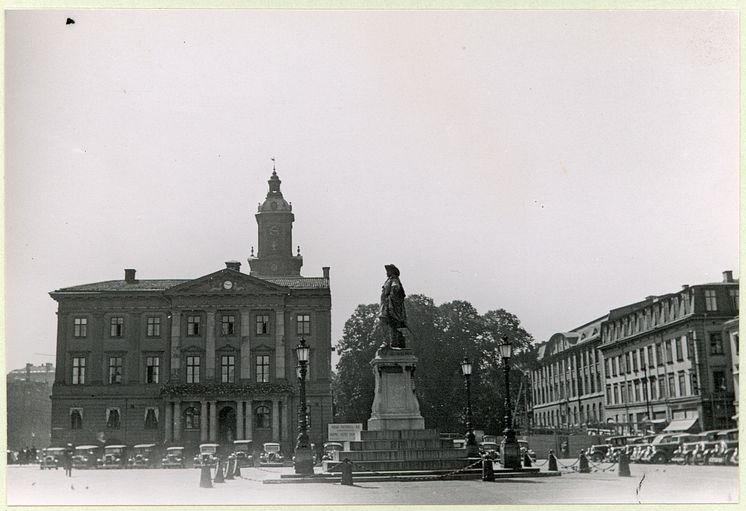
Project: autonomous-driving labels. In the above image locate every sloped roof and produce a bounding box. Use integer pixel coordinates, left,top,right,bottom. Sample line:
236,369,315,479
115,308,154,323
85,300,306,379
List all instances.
261,277,329,289
53,275,329,293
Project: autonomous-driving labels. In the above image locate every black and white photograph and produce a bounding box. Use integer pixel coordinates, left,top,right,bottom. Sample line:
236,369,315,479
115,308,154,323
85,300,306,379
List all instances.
4,7,740,507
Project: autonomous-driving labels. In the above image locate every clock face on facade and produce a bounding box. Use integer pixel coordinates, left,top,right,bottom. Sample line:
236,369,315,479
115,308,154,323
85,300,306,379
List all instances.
223,280,233,290
269,225,280,236
270,201,278,210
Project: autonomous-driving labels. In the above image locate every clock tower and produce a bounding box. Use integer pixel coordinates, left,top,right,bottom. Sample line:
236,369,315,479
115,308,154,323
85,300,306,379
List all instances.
248,170,303,276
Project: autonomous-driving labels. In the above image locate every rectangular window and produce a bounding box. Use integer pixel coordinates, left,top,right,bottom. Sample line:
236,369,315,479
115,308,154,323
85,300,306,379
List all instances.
665,341,673,364
70,408,83,429
729,289,739,311
187,315,201,336
256,355,270,383
106,408,121,429
710,333,724,355
146,356,160,384
668,374,676,398
713,370,726,390
678,372,687,396
620,383,627,403
675,337,683,361
606,384,612,404
221,355,235,383
612,357,618,377
256,315,270,335
296,314,311,336
658,377,666,399
634,381,640,402
649,376,657,400
146,317,161,337
705,289,718,311
655,343,663,366
647,346,655,368
221,315,235,336
110,317,124,337
632,351,639,372
108,357,123,384
613,384,619,404
73,317,87,337
72,357,86,384
186,356,200,383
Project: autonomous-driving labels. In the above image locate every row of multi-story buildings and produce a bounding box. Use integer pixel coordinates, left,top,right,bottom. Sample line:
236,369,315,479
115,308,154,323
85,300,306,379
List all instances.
48,171,333,453
532,272,739,434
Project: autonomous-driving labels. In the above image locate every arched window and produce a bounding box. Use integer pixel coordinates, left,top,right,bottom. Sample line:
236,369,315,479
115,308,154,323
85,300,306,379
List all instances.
255,405,271,429
70,408,83,430
144,408,159,429
184,406,200,430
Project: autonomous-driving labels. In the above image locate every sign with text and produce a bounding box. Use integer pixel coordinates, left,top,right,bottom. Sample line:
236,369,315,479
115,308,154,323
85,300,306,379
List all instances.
328,423,363,441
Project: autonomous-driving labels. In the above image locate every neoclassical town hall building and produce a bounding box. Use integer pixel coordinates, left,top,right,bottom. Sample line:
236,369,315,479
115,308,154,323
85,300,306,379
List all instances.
49,171,332,454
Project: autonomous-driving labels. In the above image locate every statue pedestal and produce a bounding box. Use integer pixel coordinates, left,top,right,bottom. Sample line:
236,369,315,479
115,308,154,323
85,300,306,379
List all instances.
367,348,425,431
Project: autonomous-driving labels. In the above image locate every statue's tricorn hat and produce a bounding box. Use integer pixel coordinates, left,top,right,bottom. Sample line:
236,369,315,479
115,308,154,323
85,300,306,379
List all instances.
385,264,400,276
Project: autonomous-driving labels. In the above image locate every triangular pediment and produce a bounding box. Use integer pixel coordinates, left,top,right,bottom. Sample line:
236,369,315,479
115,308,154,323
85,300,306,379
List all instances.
164,268,287,296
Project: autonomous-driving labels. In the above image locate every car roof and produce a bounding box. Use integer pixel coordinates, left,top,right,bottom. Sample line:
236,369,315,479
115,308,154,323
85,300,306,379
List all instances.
200,444,220,447
105,445,126,448
233,440,253,444
133,444,156,448
264,442,280,446
75,445,99,449
166,446,184,450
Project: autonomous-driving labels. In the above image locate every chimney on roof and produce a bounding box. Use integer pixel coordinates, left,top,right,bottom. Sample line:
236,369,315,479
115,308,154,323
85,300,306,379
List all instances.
682,284,689,290
25,363,32,382
723,270,734,283
645,295,657,301
322,266,330,279
124,269,137,283
225,261,241,271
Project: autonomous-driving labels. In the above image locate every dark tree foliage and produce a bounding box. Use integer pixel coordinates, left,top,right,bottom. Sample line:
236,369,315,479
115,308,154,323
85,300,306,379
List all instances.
332,295,538,436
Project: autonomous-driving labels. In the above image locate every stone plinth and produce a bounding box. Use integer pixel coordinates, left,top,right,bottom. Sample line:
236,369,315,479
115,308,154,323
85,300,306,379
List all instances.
367,348,425,431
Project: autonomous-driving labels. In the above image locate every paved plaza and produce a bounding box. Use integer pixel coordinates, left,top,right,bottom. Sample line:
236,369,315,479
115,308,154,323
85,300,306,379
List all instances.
6,460,739,506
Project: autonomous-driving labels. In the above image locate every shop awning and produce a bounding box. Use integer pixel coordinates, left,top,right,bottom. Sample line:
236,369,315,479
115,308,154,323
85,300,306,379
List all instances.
663,417,699,432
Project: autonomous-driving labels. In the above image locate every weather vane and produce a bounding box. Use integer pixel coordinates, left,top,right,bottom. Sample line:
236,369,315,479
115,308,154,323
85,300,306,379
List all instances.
271,157,276,172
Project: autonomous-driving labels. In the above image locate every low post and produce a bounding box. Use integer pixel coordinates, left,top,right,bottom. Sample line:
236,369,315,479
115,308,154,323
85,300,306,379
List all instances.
340,458,354,486
578,451,590,473
199,465,213,488
482,457,495,481
618,450,631,477
214,458,225,483
523,452,532,468
233,459,242,478
548,450,558,471
225,457,235,480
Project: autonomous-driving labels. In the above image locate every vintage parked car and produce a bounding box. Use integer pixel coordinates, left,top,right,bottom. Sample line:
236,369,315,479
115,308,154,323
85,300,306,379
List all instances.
259,442,284,465
128,444,158,468
321,442,343,462
589,435,638,462
193,444,220,468
670,441,701,465
161,446,186,468
706,440,738,466
480,441,500,461
692,441,720,465
729,447,738,465
230,440,255,468
72,445,101,469
518,440,537,462
627,435,656,463
101,445,129,469
640,433,699,464
39,447,65,469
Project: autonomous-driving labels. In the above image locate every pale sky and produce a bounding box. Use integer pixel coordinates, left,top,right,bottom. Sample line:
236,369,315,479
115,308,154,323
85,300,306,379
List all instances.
4,9,740,372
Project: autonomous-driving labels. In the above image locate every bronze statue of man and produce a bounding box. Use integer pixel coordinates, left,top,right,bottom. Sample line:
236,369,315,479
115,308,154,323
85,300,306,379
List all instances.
379,264,407,349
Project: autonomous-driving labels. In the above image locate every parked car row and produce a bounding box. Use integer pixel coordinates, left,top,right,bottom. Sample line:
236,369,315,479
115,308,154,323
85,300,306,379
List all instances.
589,428,738,466
478,440,536,462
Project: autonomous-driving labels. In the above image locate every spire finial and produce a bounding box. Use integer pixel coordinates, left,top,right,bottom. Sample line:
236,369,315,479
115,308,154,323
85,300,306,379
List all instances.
297,245,301,256
271,157,276,174
250,246,255,257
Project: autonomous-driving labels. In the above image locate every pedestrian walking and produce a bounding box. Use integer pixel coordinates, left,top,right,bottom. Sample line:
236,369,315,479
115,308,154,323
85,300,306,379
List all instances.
63,443,74,477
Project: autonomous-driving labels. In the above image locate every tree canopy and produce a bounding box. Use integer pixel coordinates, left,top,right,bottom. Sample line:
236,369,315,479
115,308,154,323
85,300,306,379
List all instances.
333,294,539,436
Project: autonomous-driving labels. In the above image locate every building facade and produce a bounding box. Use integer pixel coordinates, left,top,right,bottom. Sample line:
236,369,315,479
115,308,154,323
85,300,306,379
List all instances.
599,271,738,434
7,363,55,450
531,316,607,431
49,171,332,454
723,317,739,424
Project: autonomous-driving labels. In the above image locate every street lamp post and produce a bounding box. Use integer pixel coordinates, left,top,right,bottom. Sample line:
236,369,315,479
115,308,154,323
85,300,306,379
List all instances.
460,358,480,458
499,336,522,469
294,337,314,475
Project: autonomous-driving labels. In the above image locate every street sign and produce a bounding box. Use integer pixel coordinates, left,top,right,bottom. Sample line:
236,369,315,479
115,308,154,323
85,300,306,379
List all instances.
328,423,362,441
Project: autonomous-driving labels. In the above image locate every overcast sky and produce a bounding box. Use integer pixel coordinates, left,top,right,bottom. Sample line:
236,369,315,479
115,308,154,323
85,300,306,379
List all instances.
5,9,739,372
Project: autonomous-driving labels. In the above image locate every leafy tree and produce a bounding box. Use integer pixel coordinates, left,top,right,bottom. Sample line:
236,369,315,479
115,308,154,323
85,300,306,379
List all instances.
332,296,537,437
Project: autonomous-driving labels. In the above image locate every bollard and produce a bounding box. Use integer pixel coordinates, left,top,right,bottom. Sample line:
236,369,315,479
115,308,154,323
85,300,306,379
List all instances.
225,457,235,480
578,451,590,473
618,450,631,477
200,465,213,488
523,452,532,468
548,450,558,472
214,458,225,483
233,459,242,478
340,458,353,486
482,457,495,481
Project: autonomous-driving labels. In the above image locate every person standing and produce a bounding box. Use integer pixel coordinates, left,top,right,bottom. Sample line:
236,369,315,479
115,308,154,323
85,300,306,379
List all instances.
63,443,73,477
